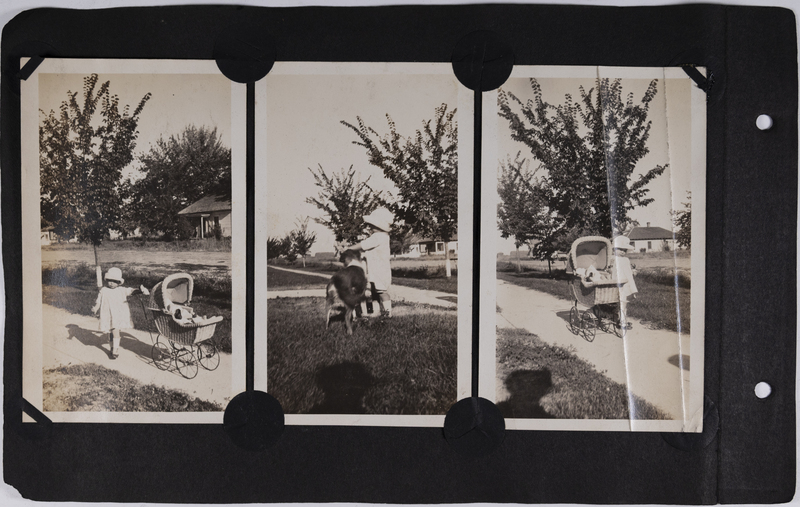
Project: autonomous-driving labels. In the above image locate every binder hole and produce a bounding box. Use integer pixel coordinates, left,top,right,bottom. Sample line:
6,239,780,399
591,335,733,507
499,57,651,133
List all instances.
754,382,772,399
756,114,773,130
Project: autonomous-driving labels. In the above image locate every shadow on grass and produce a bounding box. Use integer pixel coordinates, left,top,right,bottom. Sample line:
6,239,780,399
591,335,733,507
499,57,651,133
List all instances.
668,354,690,371
496,369,555,419
309,361,375,414
65,324,155,361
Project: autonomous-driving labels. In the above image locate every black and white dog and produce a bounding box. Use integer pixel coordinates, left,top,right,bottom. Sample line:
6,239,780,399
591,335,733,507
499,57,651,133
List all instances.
325,249,369,335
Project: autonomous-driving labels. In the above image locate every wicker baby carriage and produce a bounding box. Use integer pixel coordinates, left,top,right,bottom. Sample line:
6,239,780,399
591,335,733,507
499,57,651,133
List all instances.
146,273,223,379
566,236,624,341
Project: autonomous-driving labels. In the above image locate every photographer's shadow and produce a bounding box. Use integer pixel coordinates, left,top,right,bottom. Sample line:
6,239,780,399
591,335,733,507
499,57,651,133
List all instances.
309,361,375,414
496,369,555,419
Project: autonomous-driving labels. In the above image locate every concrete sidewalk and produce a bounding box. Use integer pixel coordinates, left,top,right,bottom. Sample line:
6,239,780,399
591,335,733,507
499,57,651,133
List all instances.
43,304,233,407
496,280,692,422
268,265,457,308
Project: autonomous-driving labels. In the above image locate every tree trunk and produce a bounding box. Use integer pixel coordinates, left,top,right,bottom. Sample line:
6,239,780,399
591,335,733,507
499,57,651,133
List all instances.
302,255,306,267
547,258,552,276
94,243,102,288
445,247,452,278
515,245,521,273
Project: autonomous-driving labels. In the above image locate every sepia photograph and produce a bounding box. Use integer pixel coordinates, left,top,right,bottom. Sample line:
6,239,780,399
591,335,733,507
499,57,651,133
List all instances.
21,60,246,423
481,66,706,431
256,62,473,426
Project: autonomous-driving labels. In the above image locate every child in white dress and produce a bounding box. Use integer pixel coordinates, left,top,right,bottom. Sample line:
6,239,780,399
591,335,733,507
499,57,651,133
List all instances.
610,236,638,329
91,267,149,359
342,207,394,318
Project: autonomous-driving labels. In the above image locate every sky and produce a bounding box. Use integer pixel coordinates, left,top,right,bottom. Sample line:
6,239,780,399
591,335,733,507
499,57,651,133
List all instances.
494,72,697,253
38,72,232,182
264,65,463,253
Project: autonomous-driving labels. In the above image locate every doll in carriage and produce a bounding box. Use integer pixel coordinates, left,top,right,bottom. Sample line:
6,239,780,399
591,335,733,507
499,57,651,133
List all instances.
145,273,224,379
566,236,637,341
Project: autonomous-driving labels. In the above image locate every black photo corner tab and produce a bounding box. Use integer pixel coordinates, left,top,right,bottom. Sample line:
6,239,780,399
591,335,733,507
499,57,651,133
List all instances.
224,390,285,451
443,397,505,457
451,30,514,92
214,22,276,84
661,396,719,451
15,398,53,441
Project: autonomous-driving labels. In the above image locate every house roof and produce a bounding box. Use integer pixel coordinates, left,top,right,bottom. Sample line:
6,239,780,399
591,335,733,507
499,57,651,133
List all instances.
178,195,231,216
411,234,458,243
627,226,674,241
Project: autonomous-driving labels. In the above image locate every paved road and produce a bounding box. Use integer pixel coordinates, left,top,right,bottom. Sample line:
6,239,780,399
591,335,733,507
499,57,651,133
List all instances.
267,265,457,308
42,304,233,408
496,280,694,425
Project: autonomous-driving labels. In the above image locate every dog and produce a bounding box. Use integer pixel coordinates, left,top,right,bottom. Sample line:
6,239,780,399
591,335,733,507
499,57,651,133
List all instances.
325,249,369,335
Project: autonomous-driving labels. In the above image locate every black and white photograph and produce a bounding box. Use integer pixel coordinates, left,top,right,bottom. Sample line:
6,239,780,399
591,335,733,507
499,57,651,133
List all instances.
21,60,246,423
256,62,473,425
481,66,706,431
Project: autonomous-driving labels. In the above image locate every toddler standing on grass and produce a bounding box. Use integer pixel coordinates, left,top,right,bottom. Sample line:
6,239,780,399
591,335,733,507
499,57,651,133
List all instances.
92,267,149,359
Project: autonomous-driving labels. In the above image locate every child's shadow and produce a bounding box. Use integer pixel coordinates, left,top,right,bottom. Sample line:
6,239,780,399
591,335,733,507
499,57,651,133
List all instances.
65,324,153,360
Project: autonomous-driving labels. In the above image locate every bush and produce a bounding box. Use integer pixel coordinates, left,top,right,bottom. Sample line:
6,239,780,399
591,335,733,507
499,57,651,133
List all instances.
176,217,196,241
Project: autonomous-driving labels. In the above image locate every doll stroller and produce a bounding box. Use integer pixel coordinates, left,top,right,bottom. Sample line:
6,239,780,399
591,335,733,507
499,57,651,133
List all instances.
145,273,223,379
566,236,625,341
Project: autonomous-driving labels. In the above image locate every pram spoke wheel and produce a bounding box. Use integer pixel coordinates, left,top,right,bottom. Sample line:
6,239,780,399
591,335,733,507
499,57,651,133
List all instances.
152,341,172,370
580,311,596,342
176,346,199,379
569,306,581,335
197,342,220,371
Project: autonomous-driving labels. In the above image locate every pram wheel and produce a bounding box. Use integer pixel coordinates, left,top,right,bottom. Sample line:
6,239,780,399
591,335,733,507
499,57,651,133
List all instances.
569,306,581,335
152,341,172,370
176,346,199,379
197,342,220,371
580,311,596,342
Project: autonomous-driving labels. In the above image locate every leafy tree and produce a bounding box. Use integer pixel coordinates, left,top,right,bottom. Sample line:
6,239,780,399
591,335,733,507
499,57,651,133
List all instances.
289,217,317,267
267,236,290,263
305,165,386,243
125,125,230,240
40,74,151,286
498,78,667,254
672,192,691,248
343,104,458,277
283,233,298,264
497,154,547,272
389,223,415,256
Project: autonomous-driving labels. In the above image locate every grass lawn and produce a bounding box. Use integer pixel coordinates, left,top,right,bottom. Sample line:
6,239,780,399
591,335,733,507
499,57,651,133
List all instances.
43,363,222,412
266,266,326,290
268,297,457,415
497,266,690,333
274,264,459,294
42,263,232,353
496,327,670,420
44,237,231,252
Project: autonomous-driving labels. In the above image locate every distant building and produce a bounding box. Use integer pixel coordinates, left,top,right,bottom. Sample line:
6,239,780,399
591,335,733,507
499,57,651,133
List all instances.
405,234,458,257
178,195,232,238
626,223,676,252
41,226,55,245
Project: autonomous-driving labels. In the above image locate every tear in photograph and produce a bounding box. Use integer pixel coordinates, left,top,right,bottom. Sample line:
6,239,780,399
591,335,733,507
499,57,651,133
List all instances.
21,60,247,423
480,66,706,432
255,62,473,426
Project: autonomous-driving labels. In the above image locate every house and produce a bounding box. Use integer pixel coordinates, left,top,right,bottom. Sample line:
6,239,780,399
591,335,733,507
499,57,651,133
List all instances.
178,195,232,238
405,234,458,257
626,223,676,252
41,226,56,245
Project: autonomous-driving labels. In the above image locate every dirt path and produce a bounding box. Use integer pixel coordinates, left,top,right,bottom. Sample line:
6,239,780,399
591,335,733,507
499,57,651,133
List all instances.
267,265,457,308
496,280,694,425
42,304,233,408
